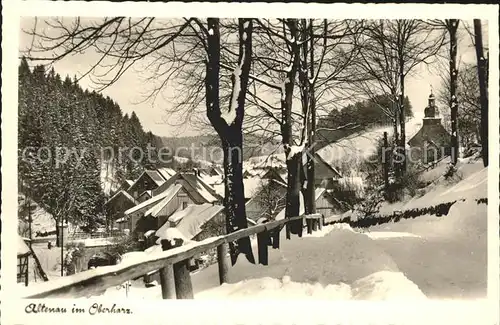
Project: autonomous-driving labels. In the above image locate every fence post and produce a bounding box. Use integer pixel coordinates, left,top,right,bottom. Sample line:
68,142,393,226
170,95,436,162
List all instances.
311,218,318,232
159,239,176,299
306,219,313,234
216,243,229,284
173,259,194,299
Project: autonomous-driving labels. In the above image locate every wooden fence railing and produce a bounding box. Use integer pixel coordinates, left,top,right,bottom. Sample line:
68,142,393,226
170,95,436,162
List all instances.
22,213,322,299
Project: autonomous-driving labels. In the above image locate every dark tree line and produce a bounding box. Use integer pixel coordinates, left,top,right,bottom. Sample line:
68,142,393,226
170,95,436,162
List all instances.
18,58,159,242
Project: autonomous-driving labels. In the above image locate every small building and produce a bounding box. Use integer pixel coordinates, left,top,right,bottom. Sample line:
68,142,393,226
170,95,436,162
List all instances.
245,178,287,223
17,235,48,286
136,190,153,203
311,152,342,189
127,168,177,200
408,91,451,164
274,187,339,222
17,236,31,286
104,190,138,230
155,203,226,242
125,172,222,240
152,172,222,203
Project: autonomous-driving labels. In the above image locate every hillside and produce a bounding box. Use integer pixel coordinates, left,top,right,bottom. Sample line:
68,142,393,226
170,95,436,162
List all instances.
18,59,163,233
161,133,282,164
241,115,423,176
317,114,424,171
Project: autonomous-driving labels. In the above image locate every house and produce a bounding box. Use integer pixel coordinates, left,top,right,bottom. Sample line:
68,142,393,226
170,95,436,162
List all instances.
124,184,184,239
104,190,138,230
311,152,342,189
274,187,339,222
140,203,225,283
136,190,153,203
155,203,225,242
202,165,224,177
17,235,48,286
260,166,288,183
126,167,177,200
152,172,222,203
408,91,451,164
17,236,31,286
125,172,222,240
245,178,287,223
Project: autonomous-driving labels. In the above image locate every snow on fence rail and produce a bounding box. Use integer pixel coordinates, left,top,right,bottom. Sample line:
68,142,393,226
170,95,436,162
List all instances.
22,213,322,299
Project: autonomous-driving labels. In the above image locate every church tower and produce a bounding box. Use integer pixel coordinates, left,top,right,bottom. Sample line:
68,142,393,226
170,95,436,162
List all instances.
408,90,451,164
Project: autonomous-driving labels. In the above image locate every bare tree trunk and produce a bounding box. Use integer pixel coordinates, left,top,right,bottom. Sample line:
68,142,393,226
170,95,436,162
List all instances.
299,20,309,215
306,20,317,230
206,18,255,265
449,20,460,165
473,19,488,167
281,19,303,240
399,65,406,174
383,131,390,197
392,99,400,179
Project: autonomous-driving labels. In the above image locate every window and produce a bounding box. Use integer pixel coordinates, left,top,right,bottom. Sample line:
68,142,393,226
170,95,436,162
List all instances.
182,201,188,210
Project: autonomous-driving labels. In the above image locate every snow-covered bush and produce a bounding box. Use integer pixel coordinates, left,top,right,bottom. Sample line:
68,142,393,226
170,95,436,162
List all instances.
443,163,459,180
105,233,142,258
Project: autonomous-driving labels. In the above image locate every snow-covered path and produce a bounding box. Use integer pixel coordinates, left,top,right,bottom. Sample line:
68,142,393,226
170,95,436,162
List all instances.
366,201,487,299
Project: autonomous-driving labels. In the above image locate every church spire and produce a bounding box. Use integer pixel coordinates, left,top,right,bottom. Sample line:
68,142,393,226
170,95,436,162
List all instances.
425,89,437,118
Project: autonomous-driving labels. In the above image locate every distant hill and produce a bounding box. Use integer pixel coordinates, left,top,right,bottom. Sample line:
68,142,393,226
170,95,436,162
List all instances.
160,133,283,164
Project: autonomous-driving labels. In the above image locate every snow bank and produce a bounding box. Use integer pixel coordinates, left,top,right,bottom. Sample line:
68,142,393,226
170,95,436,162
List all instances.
351,271,426,301
424,200,487,240
364,232,421,239
379,161,486,215
303,222,357,238
109,270,425,301
195,275,351,300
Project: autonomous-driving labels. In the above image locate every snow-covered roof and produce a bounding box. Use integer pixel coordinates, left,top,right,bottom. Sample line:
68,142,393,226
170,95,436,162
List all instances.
212,183,224,197
125,179,134,187
212,177,275,199
144,184,183,218
105,190,137,206
244,177,267,199
199,173,223,186
125,185,182,216
18,235,31,257
156,203,224,241
181,173,220,203
127,169,169,192
157,167,177,180
115,217,128,223
275,188,326,221
138,190,153,199
314,152,342,178
145,170,167,186
144,230,156,238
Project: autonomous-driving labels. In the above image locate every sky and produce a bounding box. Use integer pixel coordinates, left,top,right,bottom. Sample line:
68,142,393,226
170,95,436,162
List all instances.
18,18,484,138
